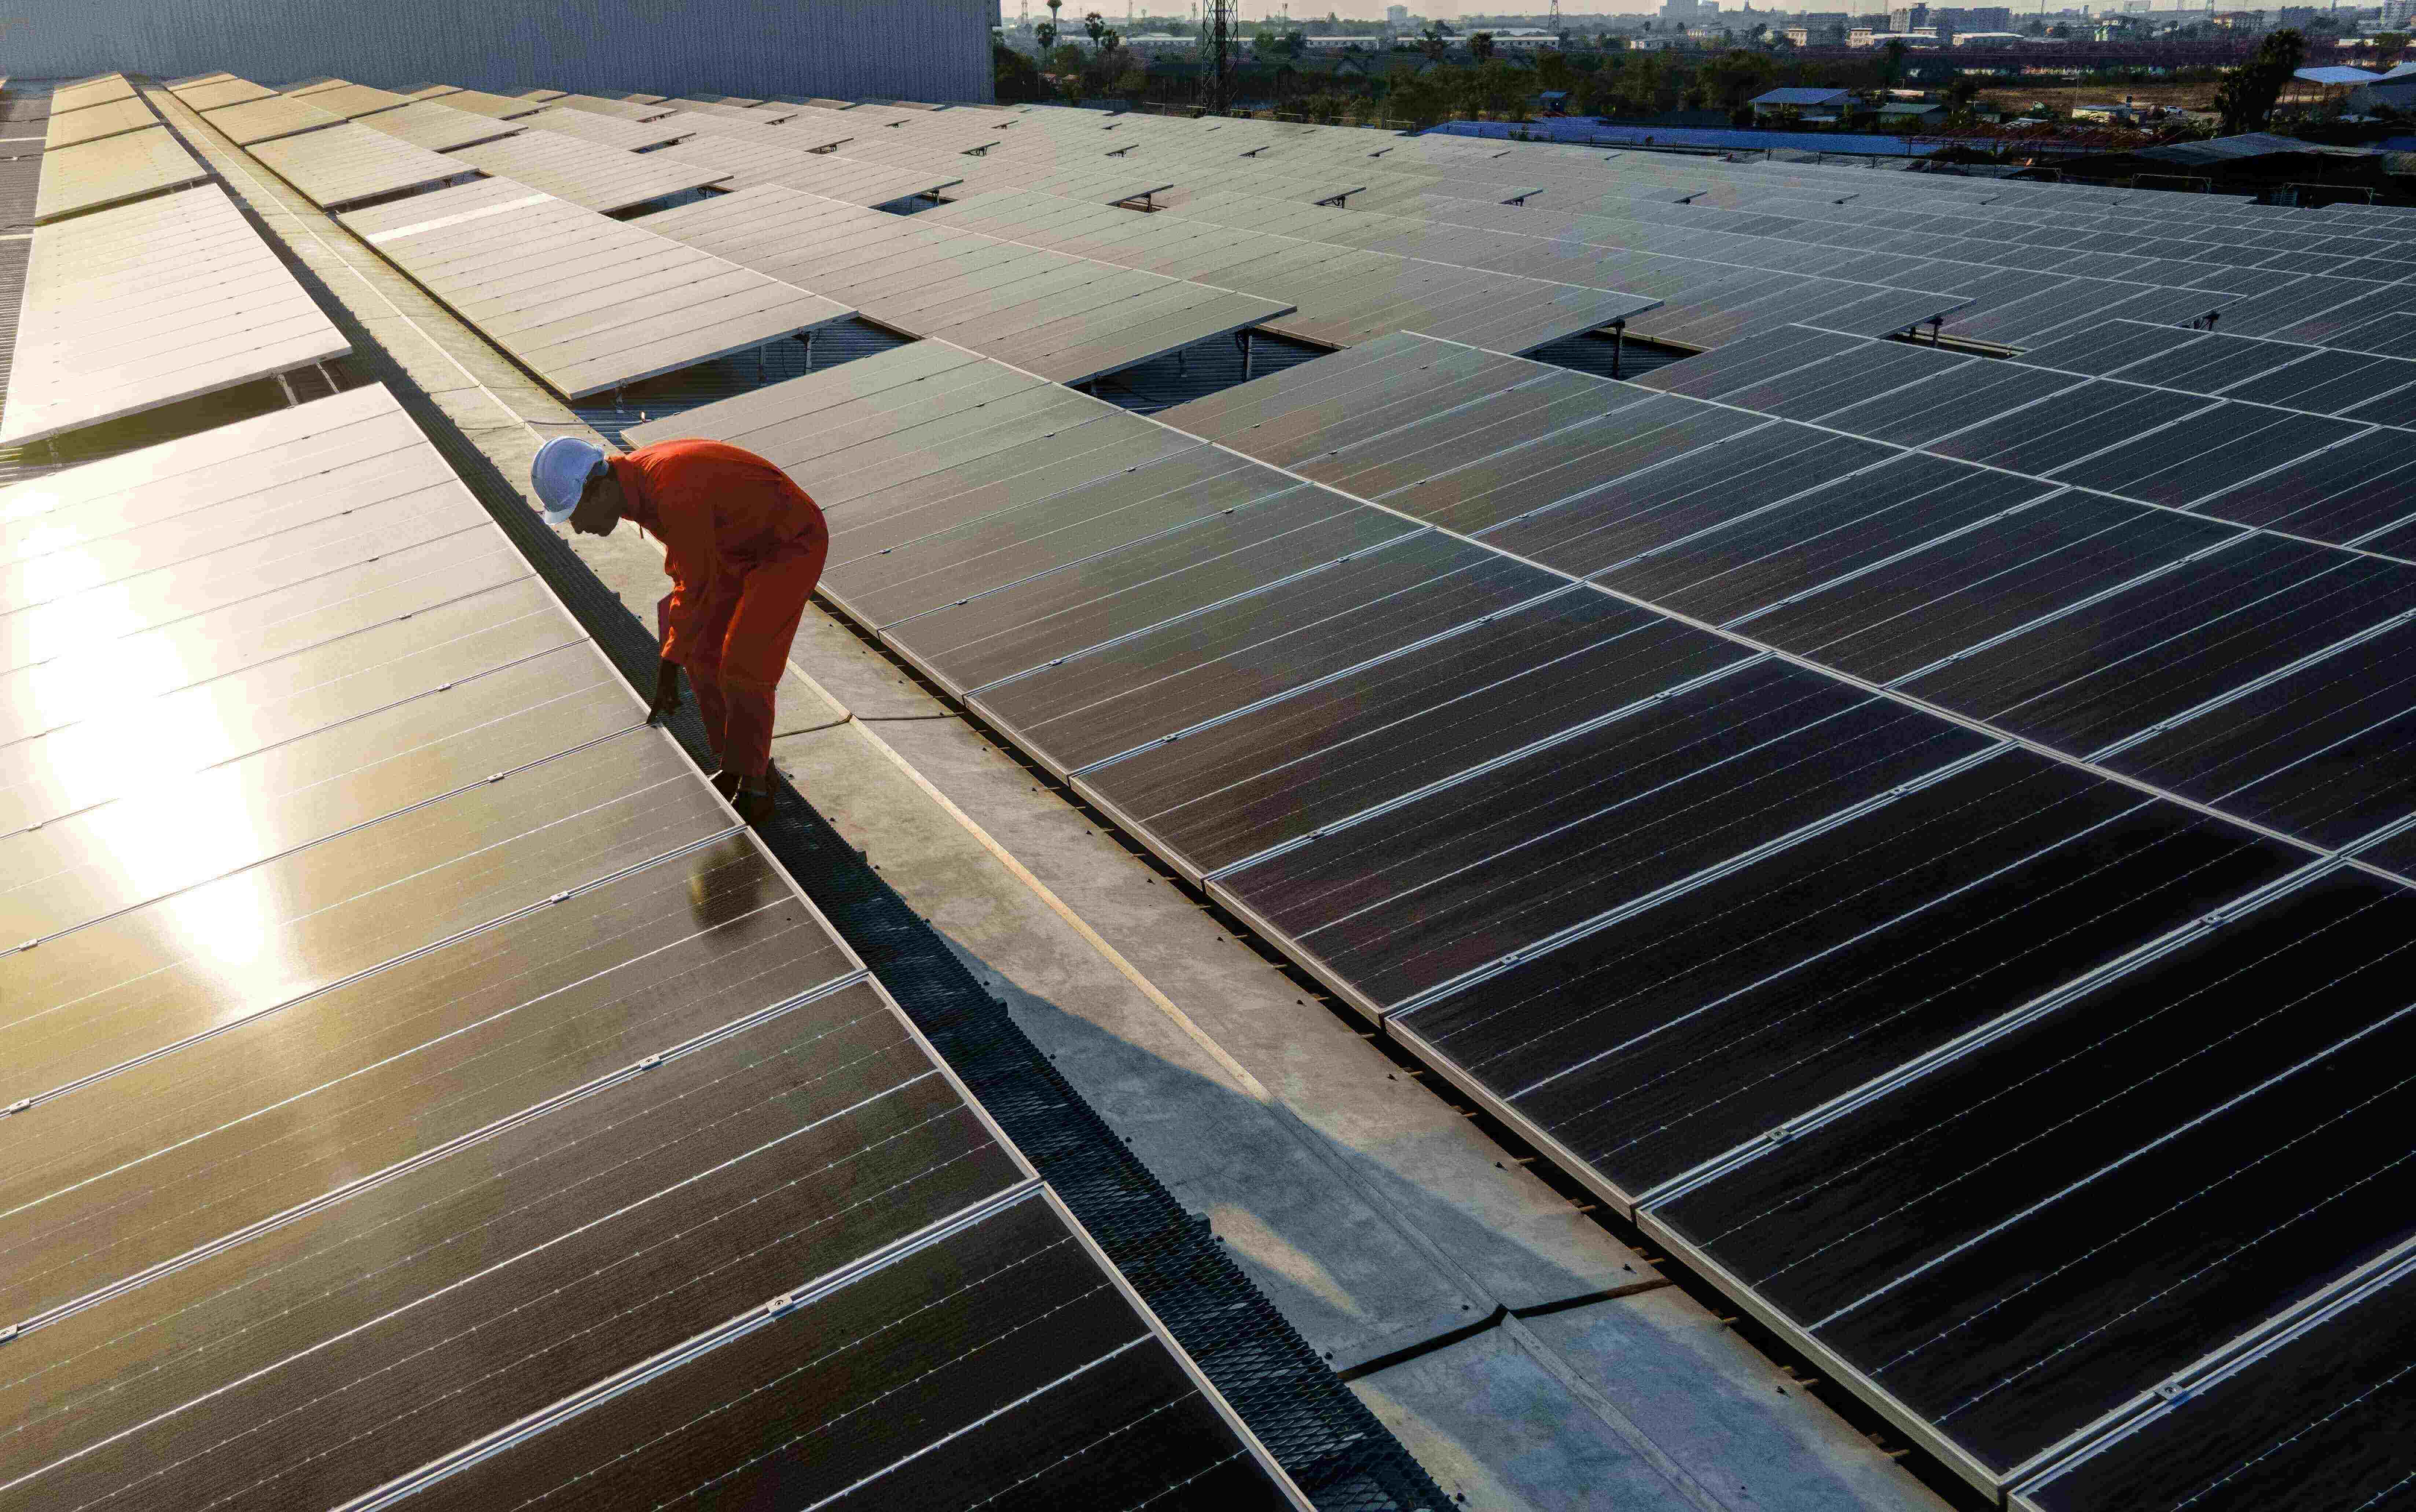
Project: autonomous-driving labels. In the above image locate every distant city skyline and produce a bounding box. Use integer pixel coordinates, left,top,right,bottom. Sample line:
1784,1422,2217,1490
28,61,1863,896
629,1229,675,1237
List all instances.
1000,0,2240,25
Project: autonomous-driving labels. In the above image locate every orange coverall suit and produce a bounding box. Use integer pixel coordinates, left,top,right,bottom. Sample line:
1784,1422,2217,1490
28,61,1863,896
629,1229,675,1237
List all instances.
609,439,828,779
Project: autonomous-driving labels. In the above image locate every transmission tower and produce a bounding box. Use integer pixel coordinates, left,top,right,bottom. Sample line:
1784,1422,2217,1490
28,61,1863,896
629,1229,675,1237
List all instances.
1209,0,1236,113
1549,0,1560,27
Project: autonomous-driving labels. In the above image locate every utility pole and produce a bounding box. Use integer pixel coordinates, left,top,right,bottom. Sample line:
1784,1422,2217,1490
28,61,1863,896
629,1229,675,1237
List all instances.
1209,0,1236,112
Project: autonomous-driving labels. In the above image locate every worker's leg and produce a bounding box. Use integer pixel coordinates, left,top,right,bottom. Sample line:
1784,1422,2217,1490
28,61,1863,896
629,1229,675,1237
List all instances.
713,543,824,780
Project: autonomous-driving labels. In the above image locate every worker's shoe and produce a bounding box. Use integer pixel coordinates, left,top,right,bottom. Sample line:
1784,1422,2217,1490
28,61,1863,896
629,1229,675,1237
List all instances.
709,767,776,825
732,783,776,826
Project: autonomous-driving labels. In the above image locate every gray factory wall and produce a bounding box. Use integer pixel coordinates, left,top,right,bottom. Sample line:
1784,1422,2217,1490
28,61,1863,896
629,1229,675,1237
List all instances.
5,0,996,103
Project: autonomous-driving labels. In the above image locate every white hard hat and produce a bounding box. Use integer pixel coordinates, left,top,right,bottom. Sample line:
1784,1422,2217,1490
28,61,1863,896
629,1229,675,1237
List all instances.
531,436,607,525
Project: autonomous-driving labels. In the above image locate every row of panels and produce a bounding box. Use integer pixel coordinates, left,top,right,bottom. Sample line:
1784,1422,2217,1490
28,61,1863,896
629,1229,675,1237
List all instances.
0,381,1302,1510
671,98,2411,353
0,182,350,446
636,328,2416,1507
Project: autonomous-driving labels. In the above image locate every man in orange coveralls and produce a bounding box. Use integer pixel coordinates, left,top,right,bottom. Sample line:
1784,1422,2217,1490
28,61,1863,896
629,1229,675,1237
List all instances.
532,435,827,825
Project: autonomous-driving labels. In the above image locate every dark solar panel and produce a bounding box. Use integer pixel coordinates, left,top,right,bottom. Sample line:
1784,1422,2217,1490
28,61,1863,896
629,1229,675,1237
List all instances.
0,981,1027,1510
1212,661,1991,1009
1813,359,2081,448
1080,590,1748,880
2017,1263,2416,1512
974,531,1560,777
1595,454,2053,626
1395,749,2294,1202
1902,535,2416,756
400,1189,1292,1512
1651,869,2416,1478
882,493,1415,695
1741,492,2240,685
1923,380,2215,476
2185,429,2416,546
2045,405,2366,507
2101,619,2416,854
1481,423,1898,579
2011,319,2209,377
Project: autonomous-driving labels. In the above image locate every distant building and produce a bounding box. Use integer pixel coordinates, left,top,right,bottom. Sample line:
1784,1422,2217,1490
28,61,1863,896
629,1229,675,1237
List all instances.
1387,2,1410,21
1889,4,1930,29
1750,84,1853,117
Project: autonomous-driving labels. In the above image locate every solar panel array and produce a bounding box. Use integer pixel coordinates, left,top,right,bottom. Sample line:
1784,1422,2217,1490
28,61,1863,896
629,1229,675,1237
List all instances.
0,353,1304,1512
643,296,2416,1507
64,78,2416,1511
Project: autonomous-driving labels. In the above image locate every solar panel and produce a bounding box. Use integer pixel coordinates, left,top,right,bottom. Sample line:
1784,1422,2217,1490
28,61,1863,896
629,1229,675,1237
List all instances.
48,74,137,114
445,128,732,213
340,179,852,400
972,532,1561,779
545,91,677,121
421,87,550,121
2012,1249,2416,1512
282,80,417,120
350,97,527,153
394,1188,1299,1512
500,103,691,151
1900,534,2416,759
42,94,154,150
251,120,478,209
1648,867,2416,1482
650,134,962,205
1074,588,1746,881
202,90,347,146
31,125,210,224
169,77,279,111
2,186,351,447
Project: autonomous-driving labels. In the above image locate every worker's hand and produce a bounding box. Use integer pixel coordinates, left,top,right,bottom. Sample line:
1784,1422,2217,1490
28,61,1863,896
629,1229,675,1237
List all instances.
647,658,683,724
